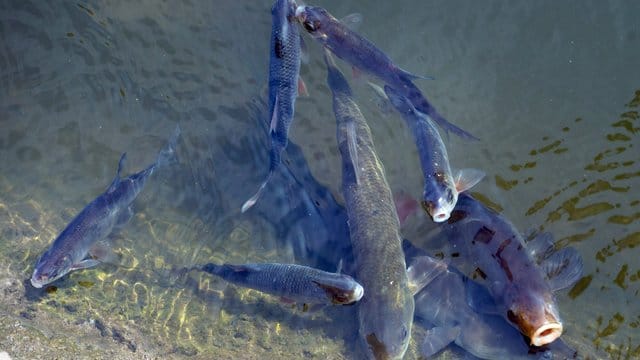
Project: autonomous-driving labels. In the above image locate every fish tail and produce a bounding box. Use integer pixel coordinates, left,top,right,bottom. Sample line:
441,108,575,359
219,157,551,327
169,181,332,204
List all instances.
241,171,273,213
243,144,282,213
155,124,181,168
396,67,435,81
423,107,479,142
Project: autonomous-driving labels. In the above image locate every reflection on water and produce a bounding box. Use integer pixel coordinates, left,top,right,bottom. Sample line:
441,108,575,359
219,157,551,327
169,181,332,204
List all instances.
1,0,639,359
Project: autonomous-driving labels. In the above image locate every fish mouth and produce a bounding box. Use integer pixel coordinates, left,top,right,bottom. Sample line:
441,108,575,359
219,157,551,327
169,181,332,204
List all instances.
351,283,364,302
432,211,450,222
420,200,450,222
530,322,563,346
30,277,45,288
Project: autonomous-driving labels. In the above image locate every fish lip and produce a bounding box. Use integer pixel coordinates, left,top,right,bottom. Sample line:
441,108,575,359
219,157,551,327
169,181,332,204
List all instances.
530,322,563,346
432,212,450,222
352,283,364,302
30,277,44,288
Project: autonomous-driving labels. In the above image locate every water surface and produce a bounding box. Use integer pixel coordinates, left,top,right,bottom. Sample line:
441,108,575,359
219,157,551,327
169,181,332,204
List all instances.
0,0,638,358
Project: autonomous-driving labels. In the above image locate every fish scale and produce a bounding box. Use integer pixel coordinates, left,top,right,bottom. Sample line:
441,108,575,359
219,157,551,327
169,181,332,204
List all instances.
195,262,363,305
30,126,180,288
325,50,413,360
242,0,302,212
436,193,568,347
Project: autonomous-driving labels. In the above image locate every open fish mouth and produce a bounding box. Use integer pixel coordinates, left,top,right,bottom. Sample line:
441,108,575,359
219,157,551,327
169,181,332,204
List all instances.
530,322,563,346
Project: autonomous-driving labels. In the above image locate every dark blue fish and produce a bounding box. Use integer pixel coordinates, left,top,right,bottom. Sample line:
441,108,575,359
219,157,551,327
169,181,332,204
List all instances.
402,240,579,360
30,126,181,288
295,5,477,141
242,0,303,212
423,193,583,346
384,85,484,222
192,262,363,305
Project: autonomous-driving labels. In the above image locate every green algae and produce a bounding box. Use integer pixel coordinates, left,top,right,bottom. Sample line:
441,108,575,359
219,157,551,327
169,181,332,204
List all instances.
568,274,592,299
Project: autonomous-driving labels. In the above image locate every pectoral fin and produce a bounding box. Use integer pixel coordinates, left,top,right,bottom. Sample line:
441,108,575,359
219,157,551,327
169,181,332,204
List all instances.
114,206,134,229
421,326,460,357
526,231,555,264
542,247,584,291
71,259,101,270
88,239,116,264
270,95,279,133
346,121,360,185
406,256,447,296
297,77,309,97
454,168,485,193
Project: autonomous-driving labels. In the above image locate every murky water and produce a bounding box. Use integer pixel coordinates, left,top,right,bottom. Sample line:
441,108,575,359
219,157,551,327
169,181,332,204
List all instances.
1,0,638,359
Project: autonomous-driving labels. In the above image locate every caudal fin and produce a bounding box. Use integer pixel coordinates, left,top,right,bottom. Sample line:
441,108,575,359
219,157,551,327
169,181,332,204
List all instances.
156,124,181,168
241,172,273,213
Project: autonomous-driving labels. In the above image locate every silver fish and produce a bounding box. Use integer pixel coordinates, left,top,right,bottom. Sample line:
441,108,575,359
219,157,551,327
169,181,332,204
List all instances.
296,5,477,141
192,262,363,306
325,50,413,360
427,193,583,346
30,126,180,288
242,0,302,212
384,85,484,222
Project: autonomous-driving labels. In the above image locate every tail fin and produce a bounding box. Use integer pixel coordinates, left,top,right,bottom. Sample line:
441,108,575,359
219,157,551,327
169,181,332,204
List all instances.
156,124,181,168
241,171,273,213
397,67,435,81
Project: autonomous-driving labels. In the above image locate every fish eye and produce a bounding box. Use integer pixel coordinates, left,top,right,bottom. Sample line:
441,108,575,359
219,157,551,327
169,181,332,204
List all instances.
303,20,319,32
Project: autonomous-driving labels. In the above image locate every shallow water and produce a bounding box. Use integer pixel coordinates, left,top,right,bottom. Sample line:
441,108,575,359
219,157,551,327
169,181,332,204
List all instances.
0,0,638,359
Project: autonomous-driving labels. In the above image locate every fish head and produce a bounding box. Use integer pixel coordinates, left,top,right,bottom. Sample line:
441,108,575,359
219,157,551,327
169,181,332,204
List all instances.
383,85,415,116
295,6,331,41
360,292,414,359
30,251,73,288
315,275,364,305
504,284,563,346
421,180,458,222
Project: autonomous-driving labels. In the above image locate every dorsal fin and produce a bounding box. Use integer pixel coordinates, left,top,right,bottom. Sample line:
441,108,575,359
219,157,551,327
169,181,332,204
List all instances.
107,153,127,193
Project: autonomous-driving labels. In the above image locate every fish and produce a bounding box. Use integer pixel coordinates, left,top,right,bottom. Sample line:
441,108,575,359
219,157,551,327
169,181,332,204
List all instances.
188,262,364,306
295,5,477,140
30,125,181,288
242,0,303,213
402,240,579,359
324,50,418,360
422,193,584,346
384,85,484,222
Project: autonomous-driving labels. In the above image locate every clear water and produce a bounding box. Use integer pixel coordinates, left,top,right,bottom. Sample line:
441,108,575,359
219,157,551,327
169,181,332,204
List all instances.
0,0,638,359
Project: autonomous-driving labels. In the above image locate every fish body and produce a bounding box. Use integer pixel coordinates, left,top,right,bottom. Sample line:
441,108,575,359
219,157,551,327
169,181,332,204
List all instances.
242,0,302,212
295,5,477,140
384,86,483,222
402,239,561,359
196,262,363,305
325,51,413,360
429,193,583,346
30,126,180,288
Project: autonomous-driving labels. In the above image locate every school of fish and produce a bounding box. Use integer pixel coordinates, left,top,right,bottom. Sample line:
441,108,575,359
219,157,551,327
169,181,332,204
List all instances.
28,1,585,359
